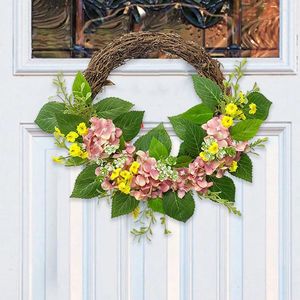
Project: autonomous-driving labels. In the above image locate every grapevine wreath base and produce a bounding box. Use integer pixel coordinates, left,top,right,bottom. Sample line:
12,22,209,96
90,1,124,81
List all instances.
35,32,272,240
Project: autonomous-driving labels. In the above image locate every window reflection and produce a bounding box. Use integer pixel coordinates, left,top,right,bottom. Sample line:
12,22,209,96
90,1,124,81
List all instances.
32,0,279,58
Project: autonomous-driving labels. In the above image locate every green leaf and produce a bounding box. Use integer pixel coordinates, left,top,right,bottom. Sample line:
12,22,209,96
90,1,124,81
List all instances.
148,198,165,214
119,136,126,151
71,165,101,199
178,142,190,157
55,113,87,135
94,97,134,120
208,176,236,202
113,111,144,141
177,122,206,158
134,123,172,154
230,119,263,141
111,192,139,218
192,75,223,110
169,116,193,140
163,191,195,222
174,155,193,168
231,153,253,182
65,157,86,167
149,137,168,160
170,104,213,125
72,72,92,104
245,92,272,120
35,102,66,133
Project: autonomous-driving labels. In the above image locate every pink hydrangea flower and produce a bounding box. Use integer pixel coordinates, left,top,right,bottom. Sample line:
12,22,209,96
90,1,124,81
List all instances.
172,157,214,199
83,117,122,159
130,151,172,200
202,116,229,141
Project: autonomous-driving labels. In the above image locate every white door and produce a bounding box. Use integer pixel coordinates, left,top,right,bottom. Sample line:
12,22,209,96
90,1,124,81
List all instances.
1,1,300,300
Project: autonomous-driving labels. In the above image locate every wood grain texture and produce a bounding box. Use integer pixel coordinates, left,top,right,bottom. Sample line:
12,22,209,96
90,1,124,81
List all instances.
32,0,72,57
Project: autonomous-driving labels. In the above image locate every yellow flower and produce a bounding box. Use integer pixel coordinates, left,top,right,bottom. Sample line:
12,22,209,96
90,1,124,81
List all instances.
110,168,121,180
199,151,209,162
66,131,79,143
54,127,64,137
69,143,82,157
239,92,246,104
229,161,238,172
208,142,219,155
77,122,88,136
118,181,131,194
238,111,246,120
249,103,257,115
80,151,88,159
132,206,140,220
221,116,233,128
129,162,140,174
120,170,132,180
52,156,63,163
225,103,238,116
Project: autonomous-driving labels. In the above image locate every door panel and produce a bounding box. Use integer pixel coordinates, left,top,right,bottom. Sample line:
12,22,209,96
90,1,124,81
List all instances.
17,76,293,300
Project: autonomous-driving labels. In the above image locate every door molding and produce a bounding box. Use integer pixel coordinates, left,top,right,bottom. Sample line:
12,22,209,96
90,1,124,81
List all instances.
14,0,297,75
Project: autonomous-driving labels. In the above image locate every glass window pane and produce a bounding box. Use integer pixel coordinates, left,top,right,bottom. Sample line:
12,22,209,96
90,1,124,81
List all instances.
32,0,280,58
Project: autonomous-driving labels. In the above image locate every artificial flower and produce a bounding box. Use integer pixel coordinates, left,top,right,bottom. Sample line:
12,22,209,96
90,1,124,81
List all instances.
221,116,233,128
239,91,247,104
54,126,64,137
80,151,88,159
249,103,257,114
225,103,238,116
110,168,121,180
83,117,122,159
118,181,130,194
129,161,140,174
77,122,88,136
69,143,82,157
66,131,79,143
202,116,229,140
208,142,219,155
52,156,63,163
132,206,140,220
199,151,209,162
229,161,238,172
120,170,132,181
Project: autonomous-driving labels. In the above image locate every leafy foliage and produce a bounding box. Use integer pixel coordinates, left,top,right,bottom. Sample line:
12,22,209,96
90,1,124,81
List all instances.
111,192,139,218
134,123,172,154
199,191,241,216
35,102,66,133
65,157,86,167
231,153,253,182
72,72,92,105
230,119,263,141
149,137,169,160
94,97,134,120
114,111,144,141
148,198,165,214
245,92,272,120
163,191,195,222
208,176,235,202
55,113,87,135
192,75,223,110
51,72,95,120
179,125,206,158
174,155,193,168
71,165,101,199
170,103,213,125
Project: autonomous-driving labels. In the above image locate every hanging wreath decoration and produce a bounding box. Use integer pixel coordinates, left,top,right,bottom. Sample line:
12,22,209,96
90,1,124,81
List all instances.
35,32,272,240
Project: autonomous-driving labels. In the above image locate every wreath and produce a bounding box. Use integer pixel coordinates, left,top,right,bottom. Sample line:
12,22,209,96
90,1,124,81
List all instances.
35,32,272,240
